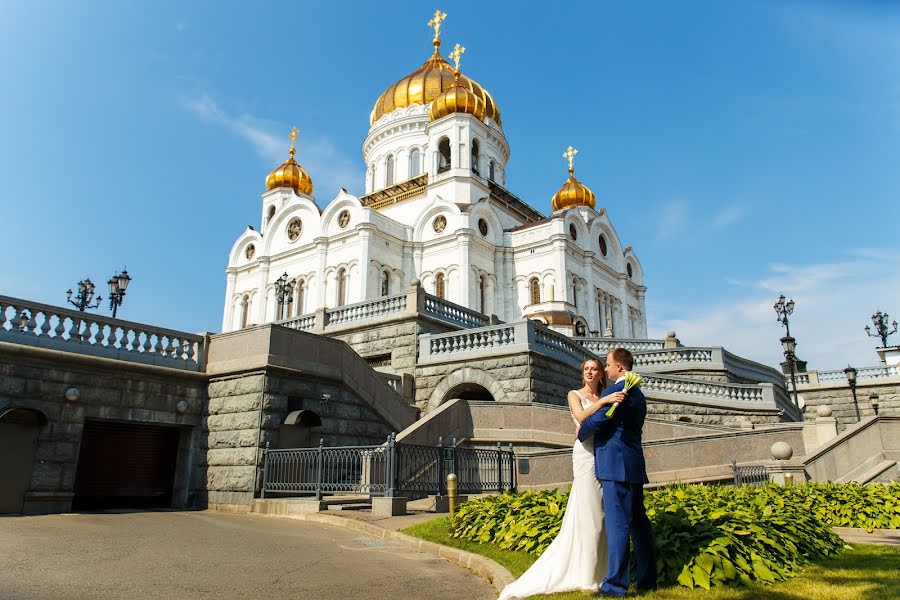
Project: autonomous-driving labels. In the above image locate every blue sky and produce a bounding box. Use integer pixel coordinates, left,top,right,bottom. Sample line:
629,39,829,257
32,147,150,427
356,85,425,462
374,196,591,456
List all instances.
1,1,899,370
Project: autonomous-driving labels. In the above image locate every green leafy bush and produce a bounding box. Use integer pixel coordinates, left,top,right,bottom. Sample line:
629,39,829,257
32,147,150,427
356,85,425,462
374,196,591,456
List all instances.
451,482,899,590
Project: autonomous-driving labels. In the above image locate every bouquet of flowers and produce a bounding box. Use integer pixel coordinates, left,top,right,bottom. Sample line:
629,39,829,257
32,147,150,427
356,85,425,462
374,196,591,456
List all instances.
605,371,644,417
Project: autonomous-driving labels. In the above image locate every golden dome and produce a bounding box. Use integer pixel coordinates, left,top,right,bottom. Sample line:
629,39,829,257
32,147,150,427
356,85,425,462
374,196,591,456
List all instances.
551,147,596,212
265,130,313,196
370,40,501,127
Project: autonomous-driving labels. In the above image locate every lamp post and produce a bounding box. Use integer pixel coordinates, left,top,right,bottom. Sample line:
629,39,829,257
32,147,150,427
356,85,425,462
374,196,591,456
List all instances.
869,393,880,416
274,272,295,321
66,278,102,312
865,310,897,350
774,294,800,408
107,269,132,318
844,365,860,422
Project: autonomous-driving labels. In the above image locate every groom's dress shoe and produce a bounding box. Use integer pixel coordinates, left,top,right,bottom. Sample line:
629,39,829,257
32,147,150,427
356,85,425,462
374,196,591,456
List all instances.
595,591,626,598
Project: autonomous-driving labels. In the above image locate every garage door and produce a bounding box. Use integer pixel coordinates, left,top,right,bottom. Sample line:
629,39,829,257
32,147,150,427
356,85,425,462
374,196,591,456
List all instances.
73,420,181,510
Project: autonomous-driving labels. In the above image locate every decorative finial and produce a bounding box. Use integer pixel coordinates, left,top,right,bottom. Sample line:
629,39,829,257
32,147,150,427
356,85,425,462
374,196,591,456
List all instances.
449,43,465,73
428,9,447,45
288,126,299,158
563,146,578,175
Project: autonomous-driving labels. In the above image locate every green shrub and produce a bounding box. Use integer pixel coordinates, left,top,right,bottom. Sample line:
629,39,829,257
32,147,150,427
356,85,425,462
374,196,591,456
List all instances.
451,482,900,590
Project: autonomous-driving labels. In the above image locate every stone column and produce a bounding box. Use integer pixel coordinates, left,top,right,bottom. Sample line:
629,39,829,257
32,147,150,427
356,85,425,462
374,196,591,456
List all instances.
358,225,373,302
457,234,471,308
255,257,270,325
222,267,237,332
503,248,515,320
553,239,568,303
315,239,328,307
402,241,415,288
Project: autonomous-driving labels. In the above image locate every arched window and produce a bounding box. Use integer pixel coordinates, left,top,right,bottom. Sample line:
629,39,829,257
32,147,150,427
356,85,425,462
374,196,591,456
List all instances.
268,205,276,221
489,160,495,182
385,155,394,186
438,138,451,173
240,295,250,328
435,273,445,299
381,271,390,297
471,139,480,175
529,278,540,305
572,278,578,308
337,268,347,307
296,280,305,315
479,274,486,314
627,263,633,279
409,148,421,176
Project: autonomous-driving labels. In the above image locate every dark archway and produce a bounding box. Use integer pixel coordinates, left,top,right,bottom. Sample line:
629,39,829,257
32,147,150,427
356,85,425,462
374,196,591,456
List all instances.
443,383,494,403
0,408,47,514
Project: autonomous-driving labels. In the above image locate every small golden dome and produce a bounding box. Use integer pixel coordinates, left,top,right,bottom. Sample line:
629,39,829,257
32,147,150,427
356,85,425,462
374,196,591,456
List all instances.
265,128,313,196
551,147,596,212
429,70,484,121
370,40,501,127
551,168,596,212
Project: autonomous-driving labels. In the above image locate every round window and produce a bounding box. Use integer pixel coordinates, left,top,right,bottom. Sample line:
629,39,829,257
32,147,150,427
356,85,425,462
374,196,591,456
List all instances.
598,234,608,257
569,224,577,241
433,215,447,233
287,218,303,241
478,218,488,236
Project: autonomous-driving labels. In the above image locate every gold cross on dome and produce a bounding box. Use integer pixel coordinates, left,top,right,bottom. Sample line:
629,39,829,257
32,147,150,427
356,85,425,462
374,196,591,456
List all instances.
449,43,465,71
563,146,579,170
288,126,299,152
428,9,447,40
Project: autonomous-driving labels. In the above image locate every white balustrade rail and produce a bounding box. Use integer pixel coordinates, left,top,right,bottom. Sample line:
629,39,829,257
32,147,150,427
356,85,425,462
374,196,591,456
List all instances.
326,294,407,326
423,295,490,328
629,347,787,388
280,313,316,331
792,364,900,387
424,323,518,360
573,337,666,353
635,347,714,367
534,326,596,365
0,295,205,371
641,374,771,404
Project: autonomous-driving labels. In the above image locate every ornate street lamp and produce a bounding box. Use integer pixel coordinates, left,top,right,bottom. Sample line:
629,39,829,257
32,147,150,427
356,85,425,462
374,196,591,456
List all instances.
274,272,296,321
66,278,102,312
844,365,860,422
865,310,897,349
869,393,880,416
775,295,800,409
107,269,132,318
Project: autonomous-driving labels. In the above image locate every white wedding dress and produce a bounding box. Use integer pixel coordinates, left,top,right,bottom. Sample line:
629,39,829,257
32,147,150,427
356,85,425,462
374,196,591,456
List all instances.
498,391,607,600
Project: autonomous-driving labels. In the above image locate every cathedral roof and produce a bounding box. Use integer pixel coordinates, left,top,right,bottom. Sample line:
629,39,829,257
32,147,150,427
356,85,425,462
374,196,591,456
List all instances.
370,39,501,127
551,147,596,212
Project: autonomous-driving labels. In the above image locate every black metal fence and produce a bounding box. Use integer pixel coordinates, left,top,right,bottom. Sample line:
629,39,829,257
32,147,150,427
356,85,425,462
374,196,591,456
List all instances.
731,459,770,487
262,434,516,499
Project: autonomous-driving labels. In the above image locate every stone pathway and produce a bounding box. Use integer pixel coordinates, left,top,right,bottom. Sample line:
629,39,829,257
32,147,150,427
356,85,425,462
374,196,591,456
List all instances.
0,510,495,600
834,527,900,547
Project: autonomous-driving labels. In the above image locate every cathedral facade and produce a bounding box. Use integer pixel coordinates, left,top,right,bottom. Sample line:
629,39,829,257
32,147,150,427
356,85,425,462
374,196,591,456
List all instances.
222,15,647,340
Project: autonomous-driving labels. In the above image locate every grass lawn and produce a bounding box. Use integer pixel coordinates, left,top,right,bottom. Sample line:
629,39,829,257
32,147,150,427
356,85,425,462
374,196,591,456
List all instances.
402,517,900,600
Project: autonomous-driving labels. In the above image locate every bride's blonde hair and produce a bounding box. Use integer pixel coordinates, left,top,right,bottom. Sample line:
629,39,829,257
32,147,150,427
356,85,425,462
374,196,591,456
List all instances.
580,357,606,388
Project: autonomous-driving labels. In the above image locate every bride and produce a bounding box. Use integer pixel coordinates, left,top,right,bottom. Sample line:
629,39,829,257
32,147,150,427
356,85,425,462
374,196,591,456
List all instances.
498,358,624,600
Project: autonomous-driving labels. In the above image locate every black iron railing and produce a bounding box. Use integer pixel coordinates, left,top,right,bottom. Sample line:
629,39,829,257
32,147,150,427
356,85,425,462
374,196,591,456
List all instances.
731,459,769,487
261,434,516,499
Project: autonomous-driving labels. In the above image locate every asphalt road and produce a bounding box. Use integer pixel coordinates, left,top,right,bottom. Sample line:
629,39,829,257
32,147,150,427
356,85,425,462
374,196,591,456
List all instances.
0,510,495,600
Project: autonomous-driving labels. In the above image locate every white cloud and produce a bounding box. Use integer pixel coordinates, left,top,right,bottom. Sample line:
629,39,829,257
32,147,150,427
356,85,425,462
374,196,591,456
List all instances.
649,250,900,371
183,93,363,196
656,199,688,241
711,205,747,229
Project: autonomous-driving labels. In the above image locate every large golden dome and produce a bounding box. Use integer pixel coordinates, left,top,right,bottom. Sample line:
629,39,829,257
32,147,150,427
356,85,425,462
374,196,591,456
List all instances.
370,40,501,127
266,131,313,196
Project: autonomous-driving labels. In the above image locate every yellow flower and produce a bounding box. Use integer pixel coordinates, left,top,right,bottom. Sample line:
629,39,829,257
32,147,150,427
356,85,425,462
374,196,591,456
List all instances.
606,371,643,417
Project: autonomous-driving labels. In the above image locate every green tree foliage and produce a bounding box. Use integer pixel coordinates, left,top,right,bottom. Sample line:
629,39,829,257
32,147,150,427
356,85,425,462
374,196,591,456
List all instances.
451,482,899,589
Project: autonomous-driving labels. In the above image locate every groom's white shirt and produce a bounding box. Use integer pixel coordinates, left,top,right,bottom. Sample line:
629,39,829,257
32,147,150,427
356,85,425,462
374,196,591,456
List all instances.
615,376,625,384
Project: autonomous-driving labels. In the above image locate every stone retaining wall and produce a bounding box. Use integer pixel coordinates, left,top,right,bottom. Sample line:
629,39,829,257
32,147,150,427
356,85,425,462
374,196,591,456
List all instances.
799,380,900,432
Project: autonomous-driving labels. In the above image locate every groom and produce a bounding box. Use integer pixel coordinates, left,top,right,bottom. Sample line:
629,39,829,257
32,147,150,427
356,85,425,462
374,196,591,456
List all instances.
577,348,657,597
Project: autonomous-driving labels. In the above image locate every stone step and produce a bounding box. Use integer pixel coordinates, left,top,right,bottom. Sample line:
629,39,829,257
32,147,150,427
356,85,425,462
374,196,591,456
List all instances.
853,459,897,484
328,502,373,511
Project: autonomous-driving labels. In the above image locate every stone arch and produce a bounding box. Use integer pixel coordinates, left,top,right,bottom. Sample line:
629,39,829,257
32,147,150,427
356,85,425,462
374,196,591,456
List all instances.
427,367,510,411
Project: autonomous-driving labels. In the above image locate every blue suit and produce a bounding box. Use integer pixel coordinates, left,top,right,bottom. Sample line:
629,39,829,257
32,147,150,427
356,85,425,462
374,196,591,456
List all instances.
577,380,657,596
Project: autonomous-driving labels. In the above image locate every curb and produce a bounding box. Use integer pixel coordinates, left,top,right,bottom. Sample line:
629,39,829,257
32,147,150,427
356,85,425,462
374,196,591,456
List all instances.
240,510,516,593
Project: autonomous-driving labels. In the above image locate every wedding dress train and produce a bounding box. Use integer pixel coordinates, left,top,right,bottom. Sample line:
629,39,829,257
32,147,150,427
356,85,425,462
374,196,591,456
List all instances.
497,392,607,599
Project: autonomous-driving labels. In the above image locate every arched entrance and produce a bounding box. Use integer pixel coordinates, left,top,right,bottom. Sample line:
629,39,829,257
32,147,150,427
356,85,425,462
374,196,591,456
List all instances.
0,408,47,514
443,383,494,403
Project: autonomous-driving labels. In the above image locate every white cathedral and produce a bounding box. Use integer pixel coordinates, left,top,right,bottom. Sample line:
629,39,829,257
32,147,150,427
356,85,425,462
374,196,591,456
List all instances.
222,13,647,340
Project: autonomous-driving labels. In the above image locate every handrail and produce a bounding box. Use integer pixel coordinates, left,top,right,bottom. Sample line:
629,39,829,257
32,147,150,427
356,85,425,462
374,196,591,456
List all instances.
0,295,205,371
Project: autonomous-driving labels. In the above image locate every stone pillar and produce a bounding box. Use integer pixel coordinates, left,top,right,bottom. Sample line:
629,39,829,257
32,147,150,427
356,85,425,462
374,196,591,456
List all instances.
315,239,328,307
402,241,415,288
503,248,515,321
222,268,237,332
553,239,568,303
457,235,471,309
358,226,373,302
664,331,681,348
815,405,838,445
255,257,270,325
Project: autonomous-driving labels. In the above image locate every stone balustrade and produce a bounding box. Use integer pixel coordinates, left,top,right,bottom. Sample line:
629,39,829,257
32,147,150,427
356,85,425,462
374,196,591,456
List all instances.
573,337,666,353
641,373,775,406
0,295,206,371
635,347,714,366
326,293,407,326
422,323,519,362
279,313,316,331
422,295,490,328
791,364,900,388
630,346,787,387
534,326,595,365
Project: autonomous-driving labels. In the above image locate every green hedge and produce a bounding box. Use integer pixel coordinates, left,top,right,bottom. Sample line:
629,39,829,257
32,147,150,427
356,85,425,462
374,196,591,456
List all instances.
452,483,899,589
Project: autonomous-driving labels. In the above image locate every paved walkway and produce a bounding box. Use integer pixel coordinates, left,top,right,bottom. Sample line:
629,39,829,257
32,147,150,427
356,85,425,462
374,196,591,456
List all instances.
834,527,900,547
0,510,495,600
